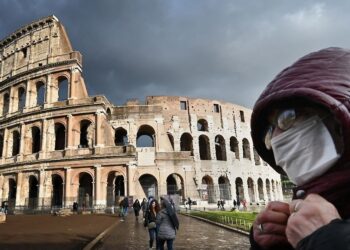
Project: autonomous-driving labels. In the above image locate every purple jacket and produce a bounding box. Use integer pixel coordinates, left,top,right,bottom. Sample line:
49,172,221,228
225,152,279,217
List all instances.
251,47,350,174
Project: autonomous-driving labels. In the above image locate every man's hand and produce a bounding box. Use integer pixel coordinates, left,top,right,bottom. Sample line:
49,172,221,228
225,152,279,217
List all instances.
253,201,290,249
286,193,341,248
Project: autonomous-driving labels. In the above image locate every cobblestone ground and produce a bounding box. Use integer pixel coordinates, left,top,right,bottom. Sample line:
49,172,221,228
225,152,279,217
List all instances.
96,214,250,250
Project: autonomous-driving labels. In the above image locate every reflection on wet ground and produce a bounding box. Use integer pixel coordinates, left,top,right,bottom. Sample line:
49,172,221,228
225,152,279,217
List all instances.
98,214,250,250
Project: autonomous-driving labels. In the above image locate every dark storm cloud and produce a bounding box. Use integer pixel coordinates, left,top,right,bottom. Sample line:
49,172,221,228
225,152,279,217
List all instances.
2,0,350,107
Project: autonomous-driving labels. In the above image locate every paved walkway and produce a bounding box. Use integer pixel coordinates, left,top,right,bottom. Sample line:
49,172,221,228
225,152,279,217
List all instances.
96,214,250,250
0,214,116,250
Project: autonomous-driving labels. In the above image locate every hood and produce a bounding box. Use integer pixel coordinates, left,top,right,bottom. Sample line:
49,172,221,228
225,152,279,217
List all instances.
251,47,350,174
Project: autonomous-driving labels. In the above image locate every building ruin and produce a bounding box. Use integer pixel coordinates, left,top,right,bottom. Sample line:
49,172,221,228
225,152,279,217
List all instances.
0,16,282,212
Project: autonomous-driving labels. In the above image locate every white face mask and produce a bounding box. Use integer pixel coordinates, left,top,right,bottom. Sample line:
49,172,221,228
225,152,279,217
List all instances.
271,116,340,186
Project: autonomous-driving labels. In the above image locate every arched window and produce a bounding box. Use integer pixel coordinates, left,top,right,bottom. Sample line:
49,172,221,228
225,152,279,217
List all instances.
55,123,66,150
31,126,41,153
79,120,92,148
197,119,209,132
58,76,68,101
180,133,193,156
215,135,226,161
199,135,211,160
0,132,3,157
3,93,10,115
115,127,128,146
230,136,239,159
12,131,20,156
28,176,38,209
36,82,45,106
242,138,251,159
18,87,26,111
136,125,155,147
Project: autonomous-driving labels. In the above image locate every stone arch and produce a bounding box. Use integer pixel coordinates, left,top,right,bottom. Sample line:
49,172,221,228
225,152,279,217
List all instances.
0,131,3,157
247,177,255,203
3,92,10,115
136,125,155,147
215,135,226,161
12,130,20,156
166,173,184,200
180,132,193,156
36,81,45,106
106,108,112,117
17,87,26,112
139,174,158,198
218,176,231,200
78,172,93,208
8,178,17,209
197,119,208,132
230,136,239,159
242,138,251,160
235,177,244,202
106,171,125,206
115,127,128,146
79,120,93,148
199,135,211,160
51,174,63,207
28,175,39,209
54,123,66,150
57,76,69,101
254,148,261,165
31,126,41,153
201,175,215,203
257,178,264,201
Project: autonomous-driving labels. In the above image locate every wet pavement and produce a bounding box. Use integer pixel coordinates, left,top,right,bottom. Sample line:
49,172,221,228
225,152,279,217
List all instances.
96,214,250,250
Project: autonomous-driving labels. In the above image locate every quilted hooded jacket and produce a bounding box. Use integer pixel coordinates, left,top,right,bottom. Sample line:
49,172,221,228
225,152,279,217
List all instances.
251,47,350,174
250,47,350,250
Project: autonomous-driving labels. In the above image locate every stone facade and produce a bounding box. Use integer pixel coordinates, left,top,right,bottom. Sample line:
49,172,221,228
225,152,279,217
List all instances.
0,16,282,211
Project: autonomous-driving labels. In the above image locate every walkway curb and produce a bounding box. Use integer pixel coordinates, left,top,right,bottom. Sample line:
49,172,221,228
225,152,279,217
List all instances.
83,219,119,250
180,213,249,236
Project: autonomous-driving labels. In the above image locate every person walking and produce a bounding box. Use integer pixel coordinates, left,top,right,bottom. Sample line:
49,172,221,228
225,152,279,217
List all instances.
141,198,147,218
132,199,141,221
144,199,160,250
157,198,179,250
120,197,129,222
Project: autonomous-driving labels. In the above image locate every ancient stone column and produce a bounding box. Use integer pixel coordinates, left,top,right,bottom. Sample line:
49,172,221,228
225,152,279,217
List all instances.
0,175,4,202
94,164,102,206
95,110,104,148
39,119,47,159
262,180,268,203
38,168,46,207
24,80,31,111
253,179,259,203
242,179,250,203
18,123,25,160
1,128,8,161
66,114,74,149
15,172,23,208
64,167,72,207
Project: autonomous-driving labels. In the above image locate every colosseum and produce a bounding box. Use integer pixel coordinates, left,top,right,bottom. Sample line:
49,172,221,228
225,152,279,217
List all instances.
0,16,282,212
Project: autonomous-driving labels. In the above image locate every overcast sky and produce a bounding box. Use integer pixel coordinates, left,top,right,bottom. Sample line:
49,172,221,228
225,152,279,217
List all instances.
1,0,350,108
